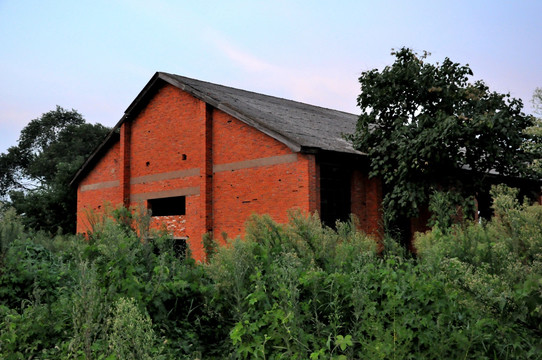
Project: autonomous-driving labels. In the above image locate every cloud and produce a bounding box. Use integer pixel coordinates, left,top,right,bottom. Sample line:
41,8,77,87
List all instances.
214,41,276,73
209,35,360,113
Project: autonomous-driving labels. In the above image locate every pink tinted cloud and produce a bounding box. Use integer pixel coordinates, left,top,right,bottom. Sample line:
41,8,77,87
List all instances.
212,37,360,114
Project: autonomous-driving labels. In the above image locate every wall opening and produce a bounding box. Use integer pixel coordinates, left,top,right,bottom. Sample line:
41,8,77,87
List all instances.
172,238,187,258
150,237,187,259
148,196,186,216
320,164,351,227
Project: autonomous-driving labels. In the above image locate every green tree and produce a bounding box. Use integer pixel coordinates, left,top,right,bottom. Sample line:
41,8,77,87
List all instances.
348,48,539,231
532,87,542,115
524,88,542,175
0,106,110,233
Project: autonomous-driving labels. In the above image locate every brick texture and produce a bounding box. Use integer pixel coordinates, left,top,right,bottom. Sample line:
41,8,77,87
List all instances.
77,142,121,234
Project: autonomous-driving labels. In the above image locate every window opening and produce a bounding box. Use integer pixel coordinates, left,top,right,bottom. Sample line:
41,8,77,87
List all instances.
147,196,186,216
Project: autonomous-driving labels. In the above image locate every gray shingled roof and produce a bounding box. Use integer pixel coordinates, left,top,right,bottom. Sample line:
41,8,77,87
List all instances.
71,72,363,186
159,72,362,154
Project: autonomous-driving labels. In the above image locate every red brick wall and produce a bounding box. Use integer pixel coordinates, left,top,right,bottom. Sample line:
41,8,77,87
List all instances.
351,170,383,242
128,88,204,179
364,176,383,238
126,85,207,259
211,109,316,244
76,142,122,234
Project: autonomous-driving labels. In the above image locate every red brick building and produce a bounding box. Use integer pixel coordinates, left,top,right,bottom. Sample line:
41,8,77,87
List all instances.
71,73,383,260
71,73,542,260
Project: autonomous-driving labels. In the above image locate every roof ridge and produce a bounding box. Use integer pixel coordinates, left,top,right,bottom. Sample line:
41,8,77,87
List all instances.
160,72,358,117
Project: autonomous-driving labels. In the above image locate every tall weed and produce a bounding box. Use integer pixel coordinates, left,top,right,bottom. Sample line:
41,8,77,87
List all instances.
0,207,25,256
69,261,110,359
107,297,163,360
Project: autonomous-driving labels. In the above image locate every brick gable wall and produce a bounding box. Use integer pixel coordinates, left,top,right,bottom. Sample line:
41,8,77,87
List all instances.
76,84,327,261
76,141,122,233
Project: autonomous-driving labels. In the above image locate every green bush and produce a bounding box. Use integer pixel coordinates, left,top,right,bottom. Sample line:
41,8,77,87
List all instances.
1,199,541,359
416,186,542,357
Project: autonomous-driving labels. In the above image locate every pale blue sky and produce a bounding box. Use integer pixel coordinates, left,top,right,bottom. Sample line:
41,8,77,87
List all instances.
1,0,541,154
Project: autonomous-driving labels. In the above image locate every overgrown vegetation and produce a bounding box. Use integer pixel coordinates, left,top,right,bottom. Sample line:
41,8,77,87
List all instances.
1,189,541,359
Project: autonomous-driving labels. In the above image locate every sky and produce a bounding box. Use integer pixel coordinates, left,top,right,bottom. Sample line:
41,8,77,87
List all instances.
1,0,541,154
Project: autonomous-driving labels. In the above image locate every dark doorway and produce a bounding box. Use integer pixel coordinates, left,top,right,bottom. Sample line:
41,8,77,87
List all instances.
320,164,351,227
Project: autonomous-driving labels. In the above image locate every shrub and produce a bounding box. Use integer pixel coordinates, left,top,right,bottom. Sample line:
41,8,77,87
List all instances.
416,186,542,356
1,201,541,359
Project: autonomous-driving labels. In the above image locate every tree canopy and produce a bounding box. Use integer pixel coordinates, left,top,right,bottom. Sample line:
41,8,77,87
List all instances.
348,48,539,226
525,88,542,175
0,106,110,233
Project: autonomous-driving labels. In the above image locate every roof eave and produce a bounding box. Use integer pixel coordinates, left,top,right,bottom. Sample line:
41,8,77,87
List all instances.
70,73,167,187
69,127,121,186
